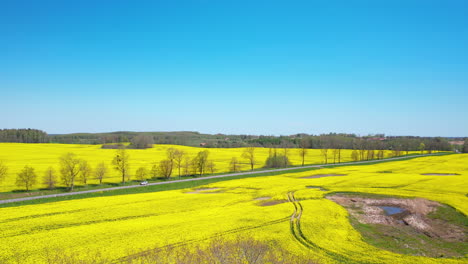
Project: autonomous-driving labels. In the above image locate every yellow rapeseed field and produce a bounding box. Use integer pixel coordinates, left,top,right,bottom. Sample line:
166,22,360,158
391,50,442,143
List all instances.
0,153,466,263
0,143,413,192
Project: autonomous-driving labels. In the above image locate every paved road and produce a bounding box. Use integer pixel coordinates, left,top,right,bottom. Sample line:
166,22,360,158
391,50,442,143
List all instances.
0,153,442,205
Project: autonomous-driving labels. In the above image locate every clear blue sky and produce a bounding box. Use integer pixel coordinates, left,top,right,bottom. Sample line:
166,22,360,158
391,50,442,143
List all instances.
1,0,467,137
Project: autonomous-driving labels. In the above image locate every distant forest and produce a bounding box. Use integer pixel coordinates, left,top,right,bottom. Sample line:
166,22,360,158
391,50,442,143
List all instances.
1,128,464,152
0,129,48,143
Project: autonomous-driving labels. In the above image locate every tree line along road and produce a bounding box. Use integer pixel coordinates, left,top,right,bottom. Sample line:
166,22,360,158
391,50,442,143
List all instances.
0,153,446,205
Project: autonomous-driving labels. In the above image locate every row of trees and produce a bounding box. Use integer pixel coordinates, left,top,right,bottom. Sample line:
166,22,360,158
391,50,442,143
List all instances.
1,154,111,192
0,140,457,192
247,133,453,152
0,129,457,152
0,129,48,143
0,147,254,191
0,147,218,191
49,131,208,145
138,149,214,180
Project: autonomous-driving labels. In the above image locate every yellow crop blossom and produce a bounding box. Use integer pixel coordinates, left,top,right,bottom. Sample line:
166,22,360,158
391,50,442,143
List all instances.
0,153,465,263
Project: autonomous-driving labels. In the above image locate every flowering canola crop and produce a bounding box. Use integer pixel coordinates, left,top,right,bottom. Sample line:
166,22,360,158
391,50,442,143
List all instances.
0,143,416,192
0,153,466,263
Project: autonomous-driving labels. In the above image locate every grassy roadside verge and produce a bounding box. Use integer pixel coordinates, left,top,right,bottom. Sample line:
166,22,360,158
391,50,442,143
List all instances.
0,152,452,208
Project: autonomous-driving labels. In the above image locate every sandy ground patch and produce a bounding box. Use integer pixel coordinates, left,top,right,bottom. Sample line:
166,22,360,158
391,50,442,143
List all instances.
306,186,328,191
302,174,347,179
421,173,460,176
259,200,287,206
254,197,271,201
185,188,220,194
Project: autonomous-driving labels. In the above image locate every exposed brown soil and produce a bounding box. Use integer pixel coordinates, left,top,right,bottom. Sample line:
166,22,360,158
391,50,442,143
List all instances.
328,194,466,242
421,173,460,176
259,199,288,206
302,174,347,179
306,186,328,191
254,197,271,201
185,188,220,194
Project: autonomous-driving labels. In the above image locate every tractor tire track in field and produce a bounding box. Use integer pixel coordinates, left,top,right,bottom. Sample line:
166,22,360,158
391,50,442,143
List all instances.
288,191,309,248
115,216,289,263
287,191,370,264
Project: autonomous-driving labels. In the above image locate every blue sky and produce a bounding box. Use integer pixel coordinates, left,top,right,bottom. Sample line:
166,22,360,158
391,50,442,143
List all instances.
1,0,467,136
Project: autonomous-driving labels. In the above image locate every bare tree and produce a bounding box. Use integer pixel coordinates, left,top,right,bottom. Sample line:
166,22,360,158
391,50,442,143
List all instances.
158,160,173,179
0,160,7,184
332,149,338,163
59,152,81,191
164,148,176,177
351,150,359,162
355,139,367,161
387,151,394,158
135,167,148,181
43,166,57,190
320,136,331,164
338,148,342,163
182,156,191,176
190,159,198,175
166,148,176,161
298,139,309,166
230,157,241,172
283,148,290,159
298,148,308,166
419,142,426,154
192,150,209,176
95,162,108,184
207,160,216,174
241,147,255,171
79,160,92,185
377,149,385,159
150,164,159,179
333,137,344,163
173,149,186,179
16,165,37,191
359,149,367,160
112,149,130,184
320,148,329,164
268,148,274,157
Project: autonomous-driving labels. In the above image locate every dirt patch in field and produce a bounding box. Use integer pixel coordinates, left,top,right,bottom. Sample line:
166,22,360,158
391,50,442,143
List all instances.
421,173,460,176
306,186,328,191
328,194,467,257
302,174,347,179
185,188,220,194
259,200,287,206
254,197,271,201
